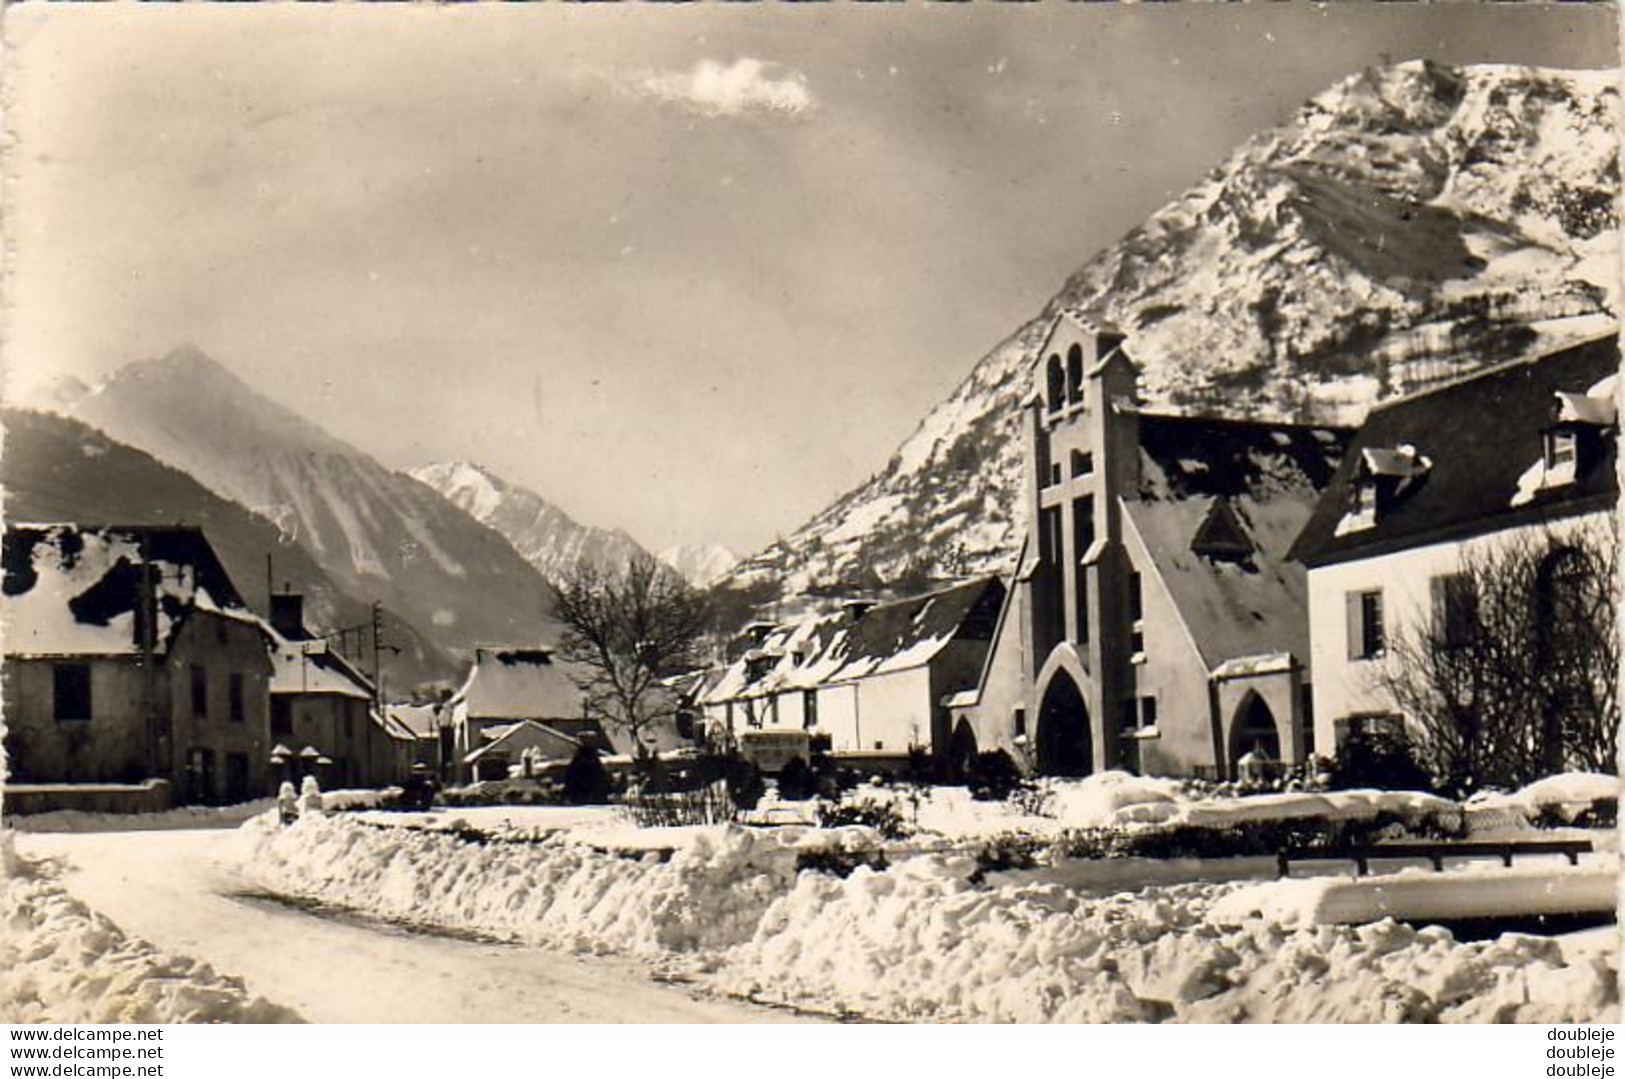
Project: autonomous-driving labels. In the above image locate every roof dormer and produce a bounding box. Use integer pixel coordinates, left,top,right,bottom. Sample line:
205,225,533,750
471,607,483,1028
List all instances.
1334,444,1431,536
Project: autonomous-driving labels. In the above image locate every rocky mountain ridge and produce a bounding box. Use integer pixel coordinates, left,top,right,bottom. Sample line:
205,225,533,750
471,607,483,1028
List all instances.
731,61,1621,600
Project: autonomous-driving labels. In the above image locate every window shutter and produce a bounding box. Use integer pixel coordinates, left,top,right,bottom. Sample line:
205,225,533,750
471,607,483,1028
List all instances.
1430,576,1448,639
1345,591,1362,660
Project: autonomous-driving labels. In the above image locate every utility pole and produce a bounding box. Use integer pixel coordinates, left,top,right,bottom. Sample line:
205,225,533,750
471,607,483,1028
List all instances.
371,601,384,710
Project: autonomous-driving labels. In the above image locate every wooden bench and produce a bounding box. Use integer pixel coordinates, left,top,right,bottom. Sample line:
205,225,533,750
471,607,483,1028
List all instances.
1277,839,1594,878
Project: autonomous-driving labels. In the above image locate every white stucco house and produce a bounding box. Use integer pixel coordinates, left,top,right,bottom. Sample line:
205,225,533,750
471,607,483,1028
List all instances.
1289,332,1619,759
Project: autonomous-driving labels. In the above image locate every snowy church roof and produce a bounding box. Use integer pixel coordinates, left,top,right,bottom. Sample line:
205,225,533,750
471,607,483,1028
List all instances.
1125,414,1351,669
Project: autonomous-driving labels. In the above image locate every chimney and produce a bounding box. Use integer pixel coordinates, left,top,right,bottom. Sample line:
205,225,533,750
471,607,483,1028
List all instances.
270,592,309,641
841,598,876,623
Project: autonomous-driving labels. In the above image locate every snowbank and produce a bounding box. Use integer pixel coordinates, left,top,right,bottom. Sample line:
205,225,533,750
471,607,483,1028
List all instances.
1211,862,1618,928
727,856,1616,1023
0,844,300,1023
8,799,276,834
233,815,1617,1023
231,814,803,955
1467,773,1621,824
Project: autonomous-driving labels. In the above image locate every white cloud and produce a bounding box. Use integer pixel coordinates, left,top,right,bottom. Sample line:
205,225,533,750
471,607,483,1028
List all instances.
629,58,815,119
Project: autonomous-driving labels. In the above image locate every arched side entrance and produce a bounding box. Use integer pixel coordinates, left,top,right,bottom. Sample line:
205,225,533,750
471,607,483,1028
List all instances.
1036,671,1092,777
948,720,980,781
1228,693,1282,765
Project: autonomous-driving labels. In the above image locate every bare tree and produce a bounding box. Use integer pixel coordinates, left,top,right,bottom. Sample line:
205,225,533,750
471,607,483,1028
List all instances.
1379,521,1617,795
552,553,710,763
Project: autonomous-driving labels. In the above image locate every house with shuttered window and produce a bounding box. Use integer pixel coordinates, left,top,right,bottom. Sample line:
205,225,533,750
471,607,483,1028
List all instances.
1,523,273,805
1288,332,1619,755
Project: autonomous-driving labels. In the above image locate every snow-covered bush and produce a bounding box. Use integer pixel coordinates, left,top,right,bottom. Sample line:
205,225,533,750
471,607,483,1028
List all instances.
816,796,911,839
965,750,1024,802
775,756,816,801
971,831,1047,876
1050,807,1465,863
439,779,561,808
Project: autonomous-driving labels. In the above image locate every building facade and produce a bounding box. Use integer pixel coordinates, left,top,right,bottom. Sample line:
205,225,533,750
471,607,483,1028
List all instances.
1289,333,1619,760
2,524,275,803
266,592,415,789
447,647,595,783
949,316,1350,777
698,576,1006,768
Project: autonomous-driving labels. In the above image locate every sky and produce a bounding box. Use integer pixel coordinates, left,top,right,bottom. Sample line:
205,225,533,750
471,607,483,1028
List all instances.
4,3,1617,555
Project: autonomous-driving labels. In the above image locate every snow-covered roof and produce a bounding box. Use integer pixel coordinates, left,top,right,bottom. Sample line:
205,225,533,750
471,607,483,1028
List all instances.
701,576,1005,705
1293,334,1619,566
1210,652,1295,680
269,634,375,700
2,524,260,658
462,719,581,765
1126,413,1350,669
447,646,582,721
386,702,442,739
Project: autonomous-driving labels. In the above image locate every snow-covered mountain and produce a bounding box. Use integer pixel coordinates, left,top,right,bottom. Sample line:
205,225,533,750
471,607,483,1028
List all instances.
732,61,1621,599
65,348,558,680
657,543,739,589
410,461,652,584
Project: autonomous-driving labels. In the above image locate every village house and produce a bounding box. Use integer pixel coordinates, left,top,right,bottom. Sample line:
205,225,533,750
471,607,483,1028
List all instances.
1288,332,1619,759
948,316,1351,778
264,592,416,789
446,646,597,783
2,523,275,805
384,701,449,777
697,576,1006,769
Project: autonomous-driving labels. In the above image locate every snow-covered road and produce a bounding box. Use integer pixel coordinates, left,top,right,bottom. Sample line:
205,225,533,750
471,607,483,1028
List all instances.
17,829,809,1024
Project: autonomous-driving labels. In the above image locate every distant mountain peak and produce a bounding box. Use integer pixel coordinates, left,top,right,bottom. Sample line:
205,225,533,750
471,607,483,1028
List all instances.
657,543,739,589
61,352,559,683
412,460,654,583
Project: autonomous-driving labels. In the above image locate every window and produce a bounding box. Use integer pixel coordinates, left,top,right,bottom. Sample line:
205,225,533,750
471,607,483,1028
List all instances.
1073,497,1095,642
1045,355,1064,413
1066,344,1084,405
1301,684,1316,757
228,673,246,723
1039,507,1063,566
1138,696,1158,730
1049,462,1063,487
1012,707,1026,738
803,690,818,730
1346,589,1385,660
1128,571,1145,656
271,697,293,737
1545,430,1578,471
1346,481,1378,530
1070,449,1093,477
1431,573,1477,649
53,663,92,722
190,664,208,720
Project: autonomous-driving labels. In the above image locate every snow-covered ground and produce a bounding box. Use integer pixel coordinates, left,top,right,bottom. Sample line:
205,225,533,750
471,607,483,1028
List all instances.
1,835,299,1023
7,798,275,834
230,770,1621,1024
15,828,808,1024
